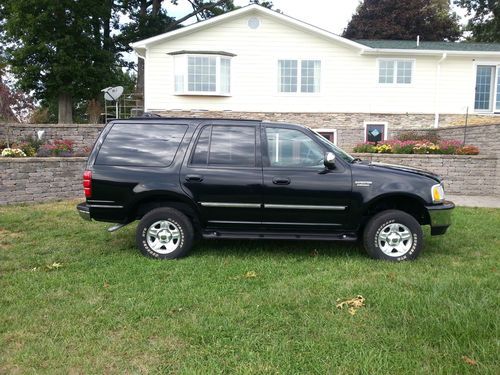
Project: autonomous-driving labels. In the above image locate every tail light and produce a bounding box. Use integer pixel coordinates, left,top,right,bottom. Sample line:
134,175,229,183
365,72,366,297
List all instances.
83,170,92,198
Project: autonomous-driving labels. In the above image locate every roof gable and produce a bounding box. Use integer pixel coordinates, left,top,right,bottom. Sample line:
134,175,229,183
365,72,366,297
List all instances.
130,4,367,52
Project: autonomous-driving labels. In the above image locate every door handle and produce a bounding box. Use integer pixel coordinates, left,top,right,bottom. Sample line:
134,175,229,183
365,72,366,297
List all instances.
185,174,204,182
272,177,291,185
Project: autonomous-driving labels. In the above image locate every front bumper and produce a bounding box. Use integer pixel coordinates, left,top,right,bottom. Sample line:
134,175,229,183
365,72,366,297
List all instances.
426,201,455,235
77,202,91,221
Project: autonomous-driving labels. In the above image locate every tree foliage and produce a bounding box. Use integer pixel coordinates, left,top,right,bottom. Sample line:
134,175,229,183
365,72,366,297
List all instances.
0,0,273,123
455,0,500,42
343,0,462,41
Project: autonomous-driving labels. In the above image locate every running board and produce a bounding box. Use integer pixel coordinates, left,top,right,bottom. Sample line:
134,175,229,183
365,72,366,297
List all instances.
202,230,358,241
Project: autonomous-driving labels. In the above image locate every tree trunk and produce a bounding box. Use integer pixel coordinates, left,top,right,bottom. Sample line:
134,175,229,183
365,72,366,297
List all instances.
58,93,73,124
136,58,145,96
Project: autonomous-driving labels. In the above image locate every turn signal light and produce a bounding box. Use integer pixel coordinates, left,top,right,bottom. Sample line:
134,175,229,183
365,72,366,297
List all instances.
83,170,92,198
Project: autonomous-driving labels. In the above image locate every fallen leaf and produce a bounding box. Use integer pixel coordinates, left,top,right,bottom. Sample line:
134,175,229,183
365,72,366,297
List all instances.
46,262,63,270
336,295,365,315
30,267,38,272
462,355,477,366
244,271,257,278
103,282,110,289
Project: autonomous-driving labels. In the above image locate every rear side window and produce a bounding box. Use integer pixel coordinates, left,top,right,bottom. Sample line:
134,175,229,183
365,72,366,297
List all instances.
191,125,256,167
96,123,187,167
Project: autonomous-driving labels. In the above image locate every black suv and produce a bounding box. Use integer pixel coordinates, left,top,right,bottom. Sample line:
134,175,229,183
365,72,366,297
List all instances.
77,117,454,261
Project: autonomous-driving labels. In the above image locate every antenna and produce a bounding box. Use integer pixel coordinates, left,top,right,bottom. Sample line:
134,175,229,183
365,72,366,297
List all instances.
101,86,124,120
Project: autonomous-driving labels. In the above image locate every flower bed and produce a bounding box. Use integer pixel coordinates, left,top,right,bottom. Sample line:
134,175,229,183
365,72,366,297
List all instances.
0,136,90,158
353,139,479,155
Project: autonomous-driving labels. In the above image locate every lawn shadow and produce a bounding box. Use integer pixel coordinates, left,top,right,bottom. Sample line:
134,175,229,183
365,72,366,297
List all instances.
194,238,366,260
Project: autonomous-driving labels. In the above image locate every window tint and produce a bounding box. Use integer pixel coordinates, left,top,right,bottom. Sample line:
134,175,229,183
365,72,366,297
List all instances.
96,123,187,167
191,125,256,167
266,128,323,167
191,126,210,165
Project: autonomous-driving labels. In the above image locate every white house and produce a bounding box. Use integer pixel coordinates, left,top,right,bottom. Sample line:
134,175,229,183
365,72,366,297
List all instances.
131,4,500,147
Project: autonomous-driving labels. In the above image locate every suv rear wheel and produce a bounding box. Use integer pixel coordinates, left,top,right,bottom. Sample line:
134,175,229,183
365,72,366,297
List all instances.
363,210,423,261
136,207,194,259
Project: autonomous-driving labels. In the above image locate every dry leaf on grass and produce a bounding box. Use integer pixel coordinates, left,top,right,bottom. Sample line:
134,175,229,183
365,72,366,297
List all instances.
336,295,365,315
46,262,63,270
462,355,478,366
244,271,257,278
103,282,110,289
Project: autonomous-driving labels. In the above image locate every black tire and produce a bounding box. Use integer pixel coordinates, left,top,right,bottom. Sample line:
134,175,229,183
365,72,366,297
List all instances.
363,210,423,261
136,207,194,259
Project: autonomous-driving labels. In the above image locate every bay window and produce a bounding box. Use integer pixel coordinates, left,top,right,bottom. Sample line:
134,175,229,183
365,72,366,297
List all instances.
173,52,232,95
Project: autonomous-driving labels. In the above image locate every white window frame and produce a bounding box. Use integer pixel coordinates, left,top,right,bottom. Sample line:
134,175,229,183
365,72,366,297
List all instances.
315,128,337,145
472,61,500,114
174,54,232,96
364,122,388,142
277,59,322,94
377,58,415,86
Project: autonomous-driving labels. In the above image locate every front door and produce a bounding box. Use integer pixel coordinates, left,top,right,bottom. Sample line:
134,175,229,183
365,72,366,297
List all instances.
261,125,352,231
180,121,262,228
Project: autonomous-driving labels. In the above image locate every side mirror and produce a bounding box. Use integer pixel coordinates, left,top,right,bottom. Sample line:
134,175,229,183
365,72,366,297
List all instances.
324,152,336,169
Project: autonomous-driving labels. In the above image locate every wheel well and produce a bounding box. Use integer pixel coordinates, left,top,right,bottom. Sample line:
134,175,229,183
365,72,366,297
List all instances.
362,195,430,230
132,197,201,233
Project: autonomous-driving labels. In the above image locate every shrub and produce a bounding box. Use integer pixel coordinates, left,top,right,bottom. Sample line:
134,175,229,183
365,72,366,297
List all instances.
457,145,480,155
396,130,440,144
412,142,440,154
437,140,462,155
353,142,376,153
1,148,27,157
36,139,75,157
374,143,392,153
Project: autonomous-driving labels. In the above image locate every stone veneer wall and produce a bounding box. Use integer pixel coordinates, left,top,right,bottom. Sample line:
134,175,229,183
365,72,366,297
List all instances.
0,158,86,205
352,154,499,196
0,155,497,205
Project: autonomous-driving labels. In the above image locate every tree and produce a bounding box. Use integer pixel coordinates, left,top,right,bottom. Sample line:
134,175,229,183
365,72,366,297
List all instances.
0,0,121,123
343,0,461,41
455,0,500,42
0,62,35,123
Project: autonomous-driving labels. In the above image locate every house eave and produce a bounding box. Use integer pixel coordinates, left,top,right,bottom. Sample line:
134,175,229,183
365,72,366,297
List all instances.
361,48,500,57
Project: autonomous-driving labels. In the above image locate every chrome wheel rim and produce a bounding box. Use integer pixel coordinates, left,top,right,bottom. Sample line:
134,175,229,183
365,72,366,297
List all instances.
146,220,181,254
377,223,413,257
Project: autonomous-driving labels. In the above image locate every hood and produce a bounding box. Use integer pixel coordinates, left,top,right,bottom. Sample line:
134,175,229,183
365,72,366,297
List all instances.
369,162,441,182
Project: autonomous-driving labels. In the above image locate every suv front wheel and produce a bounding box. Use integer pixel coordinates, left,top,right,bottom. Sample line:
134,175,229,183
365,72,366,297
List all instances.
363,210,423,261
136,207,194,259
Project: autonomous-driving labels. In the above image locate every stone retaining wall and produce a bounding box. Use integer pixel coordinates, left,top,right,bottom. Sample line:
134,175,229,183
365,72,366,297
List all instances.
353,154,499,196
2,117,499,154
0,124,104,151
0,155,498,205
0,158,86,205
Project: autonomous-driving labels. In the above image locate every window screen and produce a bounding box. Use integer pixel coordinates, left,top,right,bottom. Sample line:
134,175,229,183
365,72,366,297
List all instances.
96,123,187,167
191,125,256,167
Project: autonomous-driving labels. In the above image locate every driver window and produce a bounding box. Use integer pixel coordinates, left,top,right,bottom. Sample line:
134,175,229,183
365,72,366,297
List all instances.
266,128,323,167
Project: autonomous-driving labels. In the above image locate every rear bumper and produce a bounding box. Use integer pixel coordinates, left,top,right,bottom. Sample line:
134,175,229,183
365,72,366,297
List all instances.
77,202,91,221
426,201,454,235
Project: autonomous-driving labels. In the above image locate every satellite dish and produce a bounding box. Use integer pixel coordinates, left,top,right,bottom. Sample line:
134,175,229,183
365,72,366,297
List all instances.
101,86,124,101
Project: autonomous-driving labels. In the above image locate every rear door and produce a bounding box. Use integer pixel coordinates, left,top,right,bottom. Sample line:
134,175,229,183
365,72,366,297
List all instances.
180,121,263,229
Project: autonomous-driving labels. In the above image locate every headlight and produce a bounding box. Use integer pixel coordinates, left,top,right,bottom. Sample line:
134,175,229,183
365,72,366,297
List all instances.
431,183,445,203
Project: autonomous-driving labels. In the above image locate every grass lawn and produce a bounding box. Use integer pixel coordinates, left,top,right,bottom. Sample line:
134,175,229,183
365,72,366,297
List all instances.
1,200,499,374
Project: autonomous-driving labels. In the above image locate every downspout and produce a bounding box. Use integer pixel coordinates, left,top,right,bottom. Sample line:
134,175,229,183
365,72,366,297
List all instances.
434,53,447,128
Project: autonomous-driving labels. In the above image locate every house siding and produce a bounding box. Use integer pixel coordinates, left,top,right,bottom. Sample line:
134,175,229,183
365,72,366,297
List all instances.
143,10,500,117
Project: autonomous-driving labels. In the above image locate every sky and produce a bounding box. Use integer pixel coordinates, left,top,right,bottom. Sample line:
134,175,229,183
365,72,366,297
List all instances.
165,0,470,36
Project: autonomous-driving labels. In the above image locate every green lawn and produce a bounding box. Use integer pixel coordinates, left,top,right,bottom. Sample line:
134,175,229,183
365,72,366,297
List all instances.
1,201,499,374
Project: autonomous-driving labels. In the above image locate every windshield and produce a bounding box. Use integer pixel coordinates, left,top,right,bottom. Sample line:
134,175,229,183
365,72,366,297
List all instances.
311,130,355,163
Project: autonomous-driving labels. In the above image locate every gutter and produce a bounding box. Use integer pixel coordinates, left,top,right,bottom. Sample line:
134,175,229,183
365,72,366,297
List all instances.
434,53,447,128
